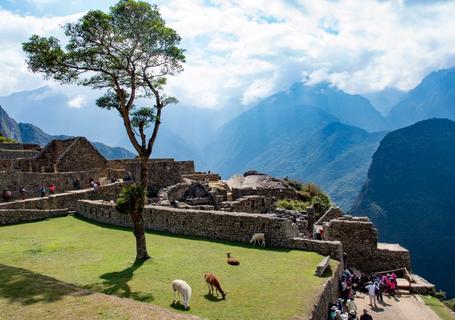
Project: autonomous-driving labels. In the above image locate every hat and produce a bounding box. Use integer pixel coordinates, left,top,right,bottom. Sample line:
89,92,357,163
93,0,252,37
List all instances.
331,306,337,310
350,311,356,315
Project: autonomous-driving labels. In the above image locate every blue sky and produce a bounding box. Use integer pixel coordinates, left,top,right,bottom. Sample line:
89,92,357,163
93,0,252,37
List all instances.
0,0,454,110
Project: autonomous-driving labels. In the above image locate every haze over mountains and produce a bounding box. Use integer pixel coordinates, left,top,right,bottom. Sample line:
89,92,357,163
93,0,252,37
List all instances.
1,66,455,207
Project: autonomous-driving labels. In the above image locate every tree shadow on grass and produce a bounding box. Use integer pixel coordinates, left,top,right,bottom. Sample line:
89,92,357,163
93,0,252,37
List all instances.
84,260,153,302
0,263,91,305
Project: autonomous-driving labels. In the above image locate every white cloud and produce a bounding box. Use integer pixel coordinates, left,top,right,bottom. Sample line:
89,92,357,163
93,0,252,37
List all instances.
0,0,455,109
67,95,87,109
0,10,81,96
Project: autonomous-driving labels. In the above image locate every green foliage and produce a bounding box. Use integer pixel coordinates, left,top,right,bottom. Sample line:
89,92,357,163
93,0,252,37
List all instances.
22,0,185,155
278,180,331,212
0,135,18,143
277,199,311,211
115,184,145,214
445,299,455,312
435,290,447,301
0,216,336,320
286,179,305,191
421,295,455,320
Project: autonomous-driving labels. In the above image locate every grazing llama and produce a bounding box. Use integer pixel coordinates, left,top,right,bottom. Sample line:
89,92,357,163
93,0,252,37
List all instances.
171,279,192,309
204,272,227,299
250,233,266,247
226,252,240,265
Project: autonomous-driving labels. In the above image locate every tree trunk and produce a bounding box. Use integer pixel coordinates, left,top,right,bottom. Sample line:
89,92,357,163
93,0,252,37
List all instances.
131,208,149,262
130,156,150,262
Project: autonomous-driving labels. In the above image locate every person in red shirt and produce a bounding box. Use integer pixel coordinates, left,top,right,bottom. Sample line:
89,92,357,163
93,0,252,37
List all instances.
49,184,56,195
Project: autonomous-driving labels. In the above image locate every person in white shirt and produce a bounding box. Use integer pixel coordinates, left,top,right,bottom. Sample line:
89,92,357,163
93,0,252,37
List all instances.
365,282,378,308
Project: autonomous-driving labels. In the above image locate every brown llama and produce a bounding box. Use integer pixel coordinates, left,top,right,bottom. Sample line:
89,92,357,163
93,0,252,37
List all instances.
204,272,227,299
226,252,240,266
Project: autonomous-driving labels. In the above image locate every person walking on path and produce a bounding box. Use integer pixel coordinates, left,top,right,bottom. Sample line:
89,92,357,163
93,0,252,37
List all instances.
39,186,46,198
375,279,383,302
346,298,357,315
49,184,56,195
360,309,373,320
365,281,378,308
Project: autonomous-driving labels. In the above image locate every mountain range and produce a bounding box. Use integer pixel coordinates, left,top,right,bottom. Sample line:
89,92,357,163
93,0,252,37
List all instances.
351,118,455,298
2,67,454,208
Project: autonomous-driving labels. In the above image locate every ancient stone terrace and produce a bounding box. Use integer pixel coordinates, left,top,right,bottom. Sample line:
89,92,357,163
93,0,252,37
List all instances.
0,137,198,200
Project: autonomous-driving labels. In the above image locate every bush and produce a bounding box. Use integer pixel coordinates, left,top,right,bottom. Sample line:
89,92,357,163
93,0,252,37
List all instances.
0,135,17,143
115,184,145,215
276,199,310,211
444,298,455,312
311,194,331,212
302,183,322,198
434,290,447,301
286,179,304,191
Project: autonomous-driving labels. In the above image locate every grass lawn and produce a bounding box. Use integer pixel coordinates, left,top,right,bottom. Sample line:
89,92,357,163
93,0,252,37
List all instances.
421,295,455,320
0,216,336,320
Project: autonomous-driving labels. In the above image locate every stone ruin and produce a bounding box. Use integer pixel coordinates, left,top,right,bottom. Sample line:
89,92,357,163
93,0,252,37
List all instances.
0,137,434,299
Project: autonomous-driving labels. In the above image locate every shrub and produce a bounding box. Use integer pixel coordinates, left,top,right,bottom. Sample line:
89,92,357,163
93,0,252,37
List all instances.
286,179,304,191
444,298,455,312
0,135,17,143
276,199,310,212
116,184,145,215
311,195,331,212
302,183,322,198
434,290,447,301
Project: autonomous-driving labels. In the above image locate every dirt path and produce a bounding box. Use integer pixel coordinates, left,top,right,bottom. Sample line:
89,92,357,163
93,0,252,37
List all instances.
355,292,441,320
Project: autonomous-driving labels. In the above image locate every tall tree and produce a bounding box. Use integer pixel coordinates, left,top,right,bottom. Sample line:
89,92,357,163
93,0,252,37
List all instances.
22,0,185,262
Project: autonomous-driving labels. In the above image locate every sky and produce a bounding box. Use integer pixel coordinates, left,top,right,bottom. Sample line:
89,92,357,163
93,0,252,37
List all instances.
0,0,455,111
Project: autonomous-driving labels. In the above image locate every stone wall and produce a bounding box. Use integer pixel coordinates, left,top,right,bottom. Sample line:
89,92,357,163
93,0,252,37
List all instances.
0,208,69,225
176,161,195,175
182,173,221,182
77,200,299,246
323,216,411,273
56,138,107,172
220,195,276,214
126,160,184,191
231,187,301,201
285,237,343,260
308,260,343,320
34,137,107,173
375,243,411,272
0,169,105,200
0,149,39,159
76,200,345,260
0,182,126,211
0,143,23,150
315,207,344,227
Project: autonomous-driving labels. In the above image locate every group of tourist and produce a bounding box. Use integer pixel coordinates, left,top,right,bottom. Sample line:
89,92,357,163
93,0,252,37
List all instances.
328,266,399,319
1,184,57,201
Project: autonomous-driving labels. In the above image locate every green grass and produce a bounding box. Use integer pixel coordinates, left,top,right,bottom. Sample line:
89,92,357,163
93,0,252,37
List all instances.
0,216,335,320
421,295,455,320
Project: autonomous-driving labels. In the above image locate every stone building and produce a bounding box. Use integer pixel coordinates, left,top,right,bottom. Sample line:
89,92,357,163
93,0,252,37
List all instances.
34,137,107,173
